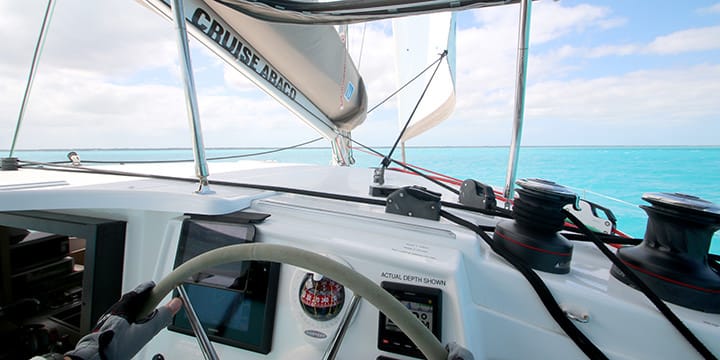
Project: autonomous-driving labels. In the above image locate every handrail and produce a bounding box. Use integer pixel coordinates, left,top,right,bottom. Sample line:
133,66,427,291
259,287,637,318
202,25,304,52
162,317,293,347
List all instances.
170,0,213,194
502,0,533,207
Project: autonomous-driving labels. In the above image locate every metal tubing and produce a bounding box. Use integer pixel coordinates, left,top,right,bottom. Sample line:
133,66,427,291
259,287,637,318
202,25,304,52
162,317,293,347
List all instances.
170,0,212,193
9,0,56,157
322,295,362,360
177,285,220,360
502,0,532,207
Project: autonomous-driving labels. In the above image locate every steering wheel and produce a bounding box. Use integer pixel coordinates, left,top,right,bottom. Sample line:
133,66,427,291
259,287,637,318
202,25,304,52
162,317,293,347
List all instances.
140,243,448,360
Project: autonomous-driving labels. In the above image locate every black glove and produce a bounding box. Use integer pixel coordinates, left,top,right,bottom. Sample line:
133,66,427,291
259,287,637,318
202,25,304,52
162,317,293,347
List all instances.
65,282,181,360
446,341,475,360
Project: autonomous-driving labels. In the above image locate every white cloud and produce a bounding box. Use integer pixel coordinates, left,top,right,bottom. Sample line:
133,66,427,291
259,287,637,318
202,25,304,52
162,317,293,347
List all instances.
435,63,720,146
2,0,719,151
698,3,720,14
531,3,625,44
645,26,720,54
0,0,311,150
0,1,178,76
406,2,720,146
469,2,624,46
580,26,720,57
525,65,720,124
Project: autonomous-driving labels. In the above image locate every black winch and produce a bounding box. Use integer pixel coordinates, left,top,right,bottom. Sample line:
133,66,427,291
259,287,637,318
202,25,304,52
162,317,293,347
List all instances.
611,193,720,313
494,178,578,274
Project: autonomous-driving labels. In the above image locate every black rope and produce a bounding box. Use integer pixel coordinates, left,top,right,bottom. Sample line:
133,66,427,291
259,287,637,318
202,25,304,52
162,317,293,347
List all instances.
381,50,448,168
441,200,512,219
366,52,447,114
564,210,717,360
331,134,466,197
387,159,460,195
16,161,720,359
206,137,323,160
242,49,461,198
439,210,609,360
16,161,389,207
18,160,507,224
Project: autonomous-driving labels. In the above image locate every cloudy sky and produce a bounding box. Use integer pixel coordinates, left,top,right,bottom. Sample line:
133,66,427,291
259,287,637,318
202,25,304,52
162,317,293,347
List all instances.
1,1,719,150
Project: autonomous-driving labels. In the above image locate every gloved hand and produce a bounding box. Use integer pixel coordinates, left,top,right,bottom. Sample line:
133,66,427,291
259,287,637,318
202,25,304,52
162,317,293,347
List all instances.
446,341,474,360
65,282,182,360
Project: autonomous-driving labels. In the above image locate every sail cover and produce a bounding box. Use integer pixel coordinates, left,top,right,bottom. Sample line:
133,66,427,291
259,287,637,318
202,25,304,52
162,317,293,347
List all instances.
140,0,367,136
393,12,456,141
215,0,520,24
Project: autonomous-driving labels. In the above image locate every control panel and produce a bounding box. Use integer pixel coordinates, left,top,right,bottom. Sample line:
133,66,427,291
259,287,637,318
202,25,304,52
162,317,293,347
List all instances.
169,218,280,354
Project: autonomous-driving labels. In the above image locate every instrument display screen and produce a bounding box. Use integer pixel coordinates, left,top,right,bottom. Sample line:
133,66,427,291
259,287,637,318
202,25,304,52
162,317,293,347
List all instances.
169,217,279,354
377,281,442,358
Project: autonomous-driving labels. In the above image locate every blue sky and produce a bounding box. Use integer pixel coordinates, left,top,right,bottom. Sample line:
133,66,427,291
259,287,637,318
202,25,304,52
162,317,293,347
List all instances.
1,1,719,150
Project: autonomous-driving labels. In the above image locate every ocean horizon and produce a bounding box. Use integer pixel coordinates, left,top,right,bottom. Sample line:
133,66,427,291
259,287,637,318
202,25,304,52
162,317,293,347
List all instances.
6,144,720,151
7,145,719,254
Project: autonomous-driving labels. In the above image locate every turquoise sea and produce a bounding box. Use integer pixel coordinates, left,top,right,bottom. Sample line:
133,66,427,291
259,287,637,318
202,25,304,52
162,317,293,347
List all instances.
9,146,720,254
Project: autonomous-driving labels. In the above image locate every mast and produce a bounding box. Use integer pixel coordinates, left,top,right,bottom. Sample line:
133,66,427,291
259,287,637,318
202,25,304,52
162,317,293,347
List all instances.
502,0,532,207
170,0,213,194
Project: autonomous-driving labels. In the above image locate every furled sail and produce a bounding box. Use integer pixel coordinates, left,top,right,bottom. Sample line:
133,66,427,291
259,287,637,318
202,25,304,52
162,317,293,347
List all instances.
393,12,457,142
139,0,367,138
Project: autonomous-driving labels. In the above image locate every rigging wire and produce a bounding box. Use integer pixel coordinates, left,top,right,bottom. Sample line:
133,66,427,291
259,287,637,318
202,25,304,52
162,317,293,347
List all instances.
357,23,367,72
46,137,324,165
21,158,606,359
380,50,448,168
13,5,463,214
248,46,459,196
9,0,56,158
10,44,459,198
344,140,463,195
353,145,516,204
16,161,718,358
367,51,446,115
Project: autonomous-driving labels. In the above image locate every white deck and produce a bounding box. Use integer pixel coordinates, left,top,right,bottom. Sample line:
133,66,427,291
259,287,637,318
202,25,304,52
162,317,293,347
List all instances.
1,162,718,359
